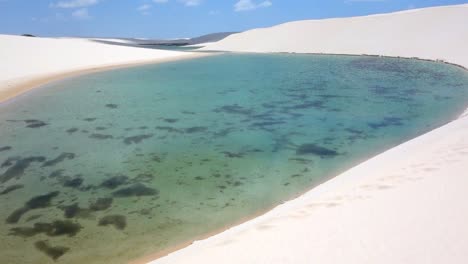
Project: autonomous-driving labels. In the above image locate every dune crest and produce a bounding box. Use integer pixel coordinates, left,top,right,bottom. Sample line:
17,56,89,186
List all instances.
203,4,468,69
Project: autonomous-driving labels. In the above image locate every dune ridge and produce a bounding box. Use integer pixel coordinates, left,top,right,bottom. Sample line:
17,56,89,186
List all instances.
202,4,468,69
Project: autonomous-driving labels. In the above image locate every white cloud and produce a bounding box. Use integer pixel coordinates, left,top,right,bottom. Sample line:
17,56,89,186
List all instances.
178,0,202,7
234,0,272,12
344,0,386,3
52,0,99,9
72,8,91,19
152,0,203,7
137,4,152,15
258,1,272,8
31,13,66,23
137,4,152,11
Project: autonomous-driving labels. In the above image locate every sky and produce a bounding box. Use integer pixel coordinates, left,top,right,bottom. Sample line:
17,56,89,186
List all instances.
0,0,467,39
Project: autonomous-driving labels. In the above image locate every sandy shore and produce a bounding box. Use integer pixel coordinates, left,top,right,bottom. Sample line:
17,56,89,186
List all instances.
0,35,208,103
151,112,468,264
150,4,468,264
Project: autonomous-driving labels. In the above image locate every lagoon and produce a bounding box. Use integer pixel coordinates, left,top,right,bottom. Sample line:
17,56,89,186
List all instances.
0,53,467,264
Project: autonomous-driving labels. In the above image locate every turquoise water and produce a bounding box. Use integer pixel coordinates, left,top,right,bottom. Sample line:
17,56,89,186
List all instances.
0,54,467,264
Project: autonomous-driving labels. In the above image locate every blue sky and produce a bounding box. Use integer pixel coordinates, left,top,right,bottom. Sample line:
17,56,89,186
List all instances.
0,0,466,38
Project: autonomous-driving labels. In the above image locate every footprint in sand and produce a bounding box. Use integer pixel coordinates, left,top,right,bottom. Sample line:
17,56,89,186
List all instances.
376,184,394,190
423,167,439,172
407,176,424,182
330,195,344,201
306,203,320,209
360,184,373,190
216,239,236,247
444,158,459,163
256,224,275,231
359,183,395,191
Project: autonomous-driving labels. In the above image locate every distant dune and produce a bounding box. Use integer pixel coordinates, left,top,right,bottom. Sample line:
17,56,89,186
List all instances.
90,32,238,47
203,4,468,68
188,32,238,45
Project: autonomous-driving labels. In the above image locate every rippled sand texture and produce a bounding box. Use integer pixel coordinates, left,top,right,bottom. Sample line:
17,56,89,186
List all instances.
0,54,467,264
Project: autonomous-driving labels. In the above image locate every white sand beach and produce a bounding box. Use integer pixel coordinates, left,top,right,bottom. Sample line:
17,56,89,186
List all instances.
149,4,468,264
0,35,203,103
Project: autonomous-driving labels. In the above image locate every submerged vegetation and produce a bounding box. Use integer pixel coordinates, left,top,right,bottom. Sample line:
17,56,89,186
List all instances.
35,240,70,260
98,215,127,230
9,220,82,238
0,54,467,263
6,191,60,224
112,183,159,198
295,144,340,157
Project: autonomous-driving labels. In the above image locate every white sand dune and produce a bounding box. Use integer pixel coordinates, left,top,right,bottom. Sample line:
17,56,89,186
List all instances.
150,4,468,264
202,4,468,68
0,35,201,102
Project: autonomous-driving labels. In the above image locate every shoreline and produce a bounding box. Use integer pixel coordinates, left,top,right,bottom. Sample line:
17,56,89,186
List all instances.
150,107,468,264
2,41,465,262
0,47,465,263
135,53,468,264
1,5,467,260
146,4,468,263
0,52,212,104
147,69,468,264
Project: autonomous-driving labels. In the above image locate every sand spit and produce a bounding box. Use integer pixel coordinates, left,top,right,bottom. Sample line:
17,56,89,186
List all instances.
0,35,206,103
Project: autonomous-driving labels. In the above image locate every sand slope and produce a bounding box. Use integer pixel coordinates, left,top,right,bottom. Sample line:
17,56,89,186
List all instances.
152,4,468,264
203,4,468,69
0,35,200,102
152,113,468,264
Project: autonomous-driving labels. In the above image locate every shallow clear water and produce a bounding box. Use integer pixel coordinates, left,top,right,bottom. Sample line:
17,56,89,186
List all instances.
0,54,467,264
